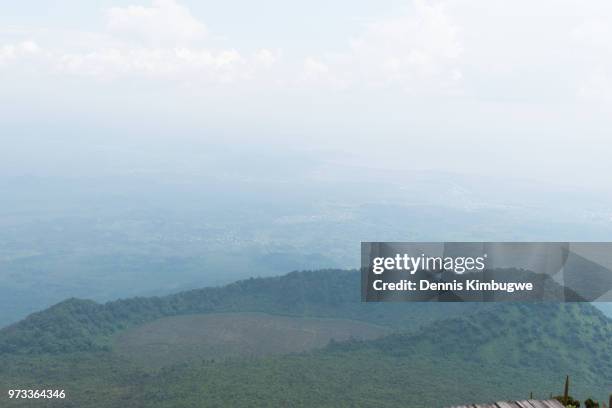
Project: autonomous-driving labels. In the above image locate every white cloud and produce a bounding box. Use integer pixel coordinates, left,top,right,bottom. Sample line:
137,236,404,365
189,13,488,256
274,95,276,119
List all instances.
302,58,329,80
254,49,278,68
571,19,612,51
0,40,40,65
54,47,281,82
0,42,279,83
106,0,207,46
570,18,612,103
0,1,281,83
300,0,463,92
2,0,612,102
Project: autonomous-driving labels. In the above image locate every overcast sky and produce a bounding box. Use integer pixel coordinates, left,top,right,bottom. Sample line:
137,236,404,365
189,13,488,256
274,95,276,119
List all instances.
2,0,612,190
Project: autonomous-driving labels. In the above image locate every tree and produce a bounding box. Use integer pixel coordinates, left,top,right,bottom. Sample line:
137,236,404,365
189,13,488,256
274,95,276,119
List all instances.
584,398,599,408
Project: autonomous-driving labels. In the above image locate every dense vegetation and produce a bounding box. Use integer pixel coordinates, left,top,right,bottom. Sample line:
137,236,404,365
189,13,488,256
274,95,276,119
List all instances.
0,270,487,354
124,302,611,407
0,270,610,407
1,303,610,407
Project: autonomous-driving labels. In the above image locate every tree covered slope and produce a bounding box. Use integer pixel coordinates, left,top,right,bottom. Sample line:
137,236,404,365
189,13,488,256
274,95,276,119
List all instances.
0,270,610,407
0,269,487,354
1,303,609,408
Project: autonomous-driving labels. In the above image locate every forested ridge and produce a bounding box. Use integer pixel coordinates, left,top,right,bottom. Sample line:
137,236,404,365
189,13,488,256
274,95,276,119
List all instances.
1,301,610,407
1,269,610,407
0,269,486,354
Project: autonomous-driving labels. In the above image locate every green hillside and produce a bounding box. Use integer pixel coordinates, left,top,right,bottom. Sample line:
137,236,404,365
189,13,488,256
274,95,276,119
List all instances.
0,270,610,407
118,303,610,407
0,270,487,355
1,303,610,407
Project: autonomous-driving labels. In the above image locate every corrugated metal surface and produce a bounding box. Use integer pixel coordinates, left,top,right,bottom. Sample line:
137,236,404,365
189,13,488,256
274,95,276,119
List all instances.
448,399,564,408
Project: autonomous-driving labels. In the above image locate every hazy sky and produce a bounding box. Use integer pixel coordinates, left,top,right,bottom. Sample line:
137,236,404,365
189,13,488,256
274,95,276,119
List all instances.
2,0,612,189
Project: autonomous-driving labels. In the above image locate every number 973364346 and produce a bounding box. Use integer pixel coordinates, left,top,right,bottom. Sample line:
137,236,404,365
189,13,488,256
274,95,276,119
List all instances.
8,389,66,399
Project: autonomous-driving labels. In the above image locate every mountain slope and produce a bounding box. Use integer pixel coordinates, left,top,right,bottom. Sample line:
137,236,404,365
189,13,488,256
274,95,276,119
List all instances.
1,270,610,407
0,269,487,355
123,303,612,407
3,302,608,408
